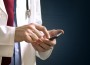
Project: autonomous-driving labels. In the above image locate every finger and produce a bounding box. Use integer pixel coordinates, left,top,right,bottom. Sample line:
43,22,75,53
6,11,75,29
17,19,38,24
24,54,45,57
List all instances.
31,27,43,38
42,38,56,46
27,29,39,41
34,39,52,50
39,43,51,50
34,23,50,38
32,42,46,52
24,32,33,43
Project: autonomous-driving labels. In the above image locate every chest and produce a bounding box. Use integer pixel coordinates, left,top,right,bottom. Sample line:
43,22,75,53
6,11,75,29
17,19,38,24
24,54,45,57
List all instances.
0,0,37,26
16,0,37,26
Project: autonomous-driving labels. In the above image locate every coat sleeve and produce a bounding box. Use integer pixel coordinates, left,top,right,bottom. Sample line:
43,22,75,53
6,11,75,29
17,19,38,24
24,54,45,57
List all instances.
36,48,53,60
0,26,15,57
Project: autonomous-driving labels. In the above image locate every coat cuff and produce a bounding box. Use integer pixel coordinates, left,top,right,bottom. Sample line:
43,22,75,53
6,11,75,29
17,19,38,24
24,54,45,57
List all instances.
0,26,15,57
36,47,53,60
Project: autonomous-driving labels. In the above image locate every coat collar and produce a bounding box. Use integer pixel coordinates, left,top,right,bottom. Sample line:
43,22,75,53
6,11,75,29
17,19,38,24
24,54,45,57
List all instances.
0,0,7,15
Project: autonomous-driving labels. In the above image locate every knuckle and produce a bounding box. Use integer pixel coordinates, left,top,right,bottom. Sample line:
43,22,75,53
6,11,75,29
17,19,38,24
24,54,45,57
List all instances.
42,26,46,30
26,29,31,33
28,25,33,29
29,25,35,30
24,31,29,38
24,32,28,39
24,30,27,35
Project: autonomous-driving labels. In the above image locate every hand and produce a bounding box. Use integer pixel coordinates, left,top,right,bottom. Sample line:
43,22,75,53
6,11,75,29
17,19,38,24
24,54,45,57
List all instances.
31,29,64,52
14,23,50,43
31,38,56,52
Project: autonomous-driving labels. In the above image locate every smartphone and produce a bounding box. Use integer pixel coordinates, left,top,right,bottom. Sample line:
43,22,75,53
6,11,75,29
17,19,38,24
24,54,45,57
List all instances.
49,30,64,40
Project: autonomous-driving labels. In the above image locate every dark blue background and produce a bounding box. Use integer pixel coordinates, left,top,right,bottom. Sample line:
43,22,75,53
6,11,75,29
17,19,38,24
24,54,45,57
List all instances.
37,0,90,65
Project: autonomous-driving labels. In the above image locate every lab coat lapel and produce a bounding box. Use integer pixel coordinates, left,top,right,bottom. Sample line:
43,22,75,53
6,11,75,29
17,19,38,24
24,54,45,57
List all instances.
0,0,8,25
16,0,37,27
0,0,8,16
16,0,28,26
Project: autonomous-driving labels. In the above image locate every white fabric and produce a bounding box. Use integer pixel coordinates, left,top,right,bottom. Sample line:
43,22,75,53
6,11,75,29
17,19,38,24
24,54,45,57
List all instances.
0,0,53,65
0,0,15,58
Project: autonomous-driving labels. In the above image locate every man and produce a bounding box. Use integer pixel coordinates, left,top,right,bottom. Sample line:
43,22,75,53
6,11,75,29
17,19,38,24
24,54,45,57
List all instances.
0,0,62,65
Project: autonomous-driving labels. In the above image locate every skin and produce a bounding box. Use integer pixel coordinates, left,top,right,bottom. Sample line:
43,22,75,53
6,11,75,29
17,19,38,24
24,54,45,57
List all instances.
14,23,59,52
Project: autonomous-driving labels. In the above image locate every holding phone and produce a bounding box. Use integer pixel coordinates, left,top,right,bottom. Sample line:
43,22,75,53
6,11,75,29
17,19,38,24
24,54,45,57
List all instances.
49,29,64,40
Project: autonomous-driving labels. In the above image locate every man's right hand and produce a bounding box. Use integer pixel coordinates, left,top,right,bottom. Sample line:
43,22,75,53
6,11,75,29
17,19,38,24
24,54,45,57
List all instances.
14,23,50,43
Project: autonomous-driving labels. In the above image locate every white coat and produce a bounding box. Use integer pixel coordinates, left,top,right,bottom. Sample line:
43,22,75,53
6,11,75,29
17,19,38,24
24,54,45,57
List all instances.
0,0,53,65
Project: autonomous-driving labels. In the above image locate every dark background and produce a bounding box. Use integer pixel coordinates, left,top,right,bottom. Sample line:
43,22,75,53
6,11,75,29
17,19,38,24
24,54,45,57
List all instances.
37,0,90,65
